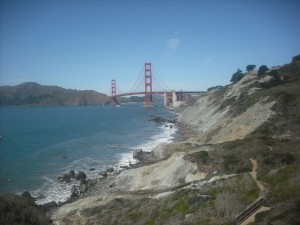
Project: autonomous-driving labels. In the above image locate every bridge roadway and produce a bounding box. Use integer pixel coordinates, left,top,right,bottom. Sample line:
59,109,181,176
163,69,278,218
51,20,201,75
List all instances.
115,91,205,97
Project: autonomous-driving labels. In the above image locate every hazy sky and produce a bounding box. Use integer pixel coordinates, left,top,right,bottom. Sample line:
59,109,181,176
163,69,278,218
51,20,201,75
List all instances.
1,0,299,94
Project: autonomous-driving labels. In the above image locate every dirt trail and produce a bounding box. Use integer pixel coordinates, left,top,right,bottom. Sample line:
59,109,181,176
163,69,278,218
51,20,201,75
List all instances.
240,159,271,225
249,158,266,195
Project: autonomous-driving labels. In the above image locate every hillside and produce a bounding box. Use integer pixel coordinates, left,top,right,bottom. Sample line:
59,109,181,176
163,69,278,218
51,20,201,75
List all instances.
0,82,110,106
1,58,300,225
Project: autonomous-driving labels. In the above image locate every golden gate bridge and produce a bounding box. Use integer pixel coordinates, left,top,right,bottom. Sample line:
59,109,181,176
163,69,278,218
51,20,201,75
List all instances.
110,62,204,107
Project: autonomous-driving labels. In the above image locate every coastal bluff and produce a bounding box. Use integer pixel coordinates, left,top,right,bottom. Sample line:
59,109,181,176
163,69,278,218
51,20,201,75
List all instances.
49,60,300,225
2,59,300,225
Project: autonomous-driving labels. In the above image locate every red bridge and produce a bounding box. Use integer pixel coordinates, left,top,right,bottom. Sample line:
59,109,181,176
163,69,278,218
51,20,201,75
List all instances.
110,62,204,107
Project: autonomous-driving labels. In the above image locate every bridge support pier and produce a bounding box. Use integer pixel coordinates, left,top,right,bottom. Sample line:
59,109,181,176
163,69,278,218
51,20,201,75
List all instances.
111,79,117,105
164,91,173,108
144,62,153,107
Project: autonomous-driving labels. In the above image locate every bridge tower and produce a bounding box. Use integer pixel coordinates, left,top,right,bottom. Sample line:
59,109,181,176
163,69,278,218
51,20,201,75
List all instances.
144,62,153,107
111,79,117,105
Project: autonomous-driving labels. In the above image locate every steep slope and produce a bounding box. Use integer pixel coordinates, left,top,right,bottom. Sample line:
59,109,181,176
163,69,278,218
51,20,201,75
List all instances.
38,59,300,225
0,82,110,106
179,70,276,144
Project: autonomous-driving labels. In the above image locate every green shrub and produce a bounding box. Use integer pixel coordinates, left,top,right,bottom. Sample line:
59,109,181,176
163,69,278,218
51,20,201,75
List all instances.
128,212,141,222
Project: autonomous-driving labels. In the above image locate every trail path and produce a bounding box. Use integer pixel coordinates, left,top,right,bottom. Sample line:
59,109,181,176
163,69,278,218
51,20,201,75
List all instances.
240,159,271,225
249,158,266,195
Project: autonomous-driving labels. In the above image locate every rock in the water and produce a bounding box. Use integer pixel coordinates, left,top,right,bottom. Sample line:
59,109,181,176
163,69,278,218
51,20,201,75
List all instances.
150,116,166,123
106,167,114,173
133,149,153,161
62,174,71,183
59,170,77,183
21,191,32,199
89,168,95,171
99,171,108,177
76,171,87,181
167,118,178,124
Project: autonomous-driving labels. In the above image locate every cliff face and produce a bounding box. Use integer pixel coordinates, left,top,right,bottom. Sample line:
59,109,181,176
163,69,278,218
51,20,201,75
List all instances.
0,82,110,106
179,71,276,144
7,60,298,225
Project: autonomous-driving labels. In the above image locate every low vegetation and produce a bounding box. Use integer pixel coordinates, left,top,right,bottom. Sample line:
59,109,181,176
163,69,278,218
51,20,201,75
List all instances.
0,194,53,225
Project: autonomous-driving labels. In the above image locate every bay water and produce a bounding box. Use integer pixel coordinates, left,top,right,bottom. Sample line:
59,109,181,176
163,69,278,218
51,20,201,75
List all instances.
0,104,177,204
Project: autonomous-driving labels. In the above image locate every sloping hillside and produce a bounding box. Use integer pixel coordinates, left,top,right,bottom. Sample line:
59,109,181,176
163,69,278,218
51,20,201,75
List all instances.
2,59,300,225
0,82,110,106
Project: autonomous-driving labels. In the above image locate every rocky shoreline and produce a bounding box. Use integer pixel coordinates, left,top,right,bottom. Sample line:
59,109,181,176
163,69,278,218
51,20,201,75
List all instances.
2,59,299,224
30,115,180,208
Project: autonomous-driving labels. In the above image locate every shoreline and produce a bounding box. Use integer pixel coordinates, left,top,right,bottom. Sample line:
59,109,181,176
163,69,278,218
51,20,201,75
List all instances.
32,113,183,207
65,118,184,202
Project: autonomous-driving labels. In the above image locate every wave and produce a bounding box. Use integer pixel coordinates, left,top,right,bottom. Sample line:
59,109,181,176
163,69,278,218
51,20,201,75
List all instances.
32,176,79,205
32,123,177,205
132,123,177,152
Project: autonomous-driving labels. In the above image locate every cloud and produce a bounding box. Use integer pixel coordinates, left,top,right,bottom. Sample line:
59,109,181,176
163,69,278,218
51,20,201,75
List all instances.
167,38,180,50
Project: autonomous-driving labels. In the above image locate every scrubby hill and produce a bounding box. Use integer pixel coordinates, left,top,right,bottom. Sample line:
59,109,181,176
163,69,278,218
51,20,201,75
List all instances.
0,82,110,106
3,58,300,225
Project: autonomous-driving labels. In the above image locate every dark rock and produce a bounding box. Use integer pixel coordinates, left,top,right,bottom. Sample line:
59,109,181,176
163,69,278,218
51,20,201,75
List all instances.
89,168,96,171
106,167,114,173
109,183,116,188
69,170,76,178
21,191,32,199
61,156,68,159
99,171,108,177
80,179,87,185
150,116,166,123
133,149,153,161
40,201,58,212
59,170,77,183
76,171,87,181
167,118,178,124
62,174,71,183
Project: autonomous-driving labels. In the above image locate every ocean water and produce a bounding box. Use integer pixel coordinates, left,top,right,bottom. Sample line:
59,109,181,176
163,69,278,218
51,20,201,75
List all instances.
0,104,177,204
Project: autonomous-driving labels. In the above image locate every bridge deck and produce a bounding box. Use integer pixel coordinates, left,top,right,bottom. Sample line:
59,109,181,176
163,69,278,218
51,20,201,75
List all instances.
115,91,204,97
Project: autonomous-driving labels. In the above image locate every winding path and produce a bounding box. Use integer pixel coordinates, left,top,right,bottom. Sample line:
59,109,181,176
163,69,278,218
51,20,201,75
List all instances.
239,159,271,225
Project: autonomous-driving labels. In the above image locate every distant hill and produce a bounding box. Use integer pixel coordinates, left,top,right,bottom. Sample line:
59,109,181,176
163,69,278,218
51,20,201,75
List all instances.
0,82,110,106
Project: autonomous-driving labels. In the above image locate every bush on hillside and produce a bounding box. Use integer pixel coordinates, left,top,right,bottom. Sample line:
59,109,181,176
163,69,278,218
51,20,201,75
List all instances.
0,194,53,225
258,65,269,76
230,69,245,83
292,54,300,62
246,64,256,72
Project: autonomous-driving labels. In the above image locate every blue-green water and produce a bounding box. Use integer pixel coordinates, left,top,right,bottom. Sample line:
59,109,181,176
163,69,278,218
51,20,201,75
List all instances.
0,104,176,204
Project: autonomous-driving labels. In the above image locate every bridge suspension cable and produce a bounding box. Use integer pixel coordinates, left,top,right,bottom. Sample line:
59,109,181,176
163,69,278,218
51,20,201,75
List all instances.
153,66,171,91
125,64,145,94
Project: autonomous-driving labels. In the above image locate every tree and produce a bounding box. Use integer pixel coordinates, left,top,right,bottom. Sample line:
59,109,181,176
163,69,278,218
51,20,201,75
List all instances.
246,64,256,72
258,65,269,76
292,54,300,62
230,69,244,83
